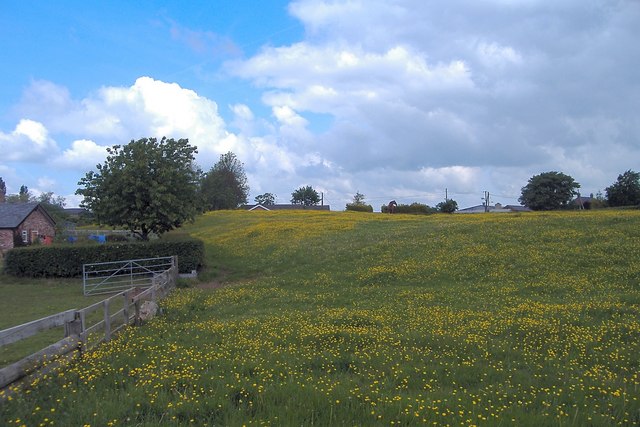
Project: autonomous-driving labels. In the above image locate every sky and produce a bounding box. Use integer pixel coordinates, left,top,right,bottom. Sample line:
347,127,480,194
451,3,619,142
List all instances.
1,0,639,210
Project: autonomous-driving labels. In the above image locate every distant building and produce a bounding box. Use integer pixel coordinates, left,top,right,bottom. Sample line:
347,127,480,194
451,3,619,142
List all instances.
456,203,531,214
245,204,330,211
0,202,56,252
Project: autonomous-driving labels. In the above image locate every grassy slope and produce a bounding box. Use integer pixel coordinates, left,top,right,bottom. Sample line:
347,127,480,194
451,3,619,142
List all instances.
1,210,639,426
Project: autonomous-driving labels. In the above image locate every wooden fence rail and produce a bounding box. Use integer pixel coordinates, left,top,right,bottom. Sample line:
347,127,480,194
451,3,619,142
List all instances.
0,256,178,392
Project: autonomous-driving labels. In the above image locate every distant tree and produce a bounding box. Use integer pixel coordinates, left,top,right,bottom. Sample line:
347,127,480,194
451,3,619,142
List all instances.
36,191,66,208
519,171,580,211
605,170,640,207
76,137,200,240
36,192,68,233
201,152,249,210
19,185,29,201
5,185,33,203
436,199,458,213
291,185,320,206
346,191,373,212
352,191,365,205
0,177,5,202
255,192,276,206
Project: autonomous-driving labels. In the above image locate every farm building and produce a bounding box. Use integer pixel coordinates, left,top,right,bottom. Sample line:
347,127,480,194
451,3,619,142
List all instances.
456,203,531,214
0,202,56,252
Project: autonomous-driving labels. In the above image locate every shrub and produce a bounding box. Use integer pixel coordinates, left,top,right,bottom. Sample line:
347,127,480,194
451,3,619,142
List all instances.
3,238,204,278
345,203,374,212
381,202,435,214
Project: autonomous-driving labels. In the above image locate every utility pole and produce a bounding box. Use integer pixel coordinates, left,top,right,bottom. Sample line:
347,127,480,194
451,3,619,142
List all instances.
482,191,490,212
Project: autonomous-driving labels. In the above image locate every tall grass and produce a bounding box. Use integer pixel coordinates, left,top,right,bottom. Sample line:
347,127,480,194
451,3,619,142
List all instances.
1,210,639,426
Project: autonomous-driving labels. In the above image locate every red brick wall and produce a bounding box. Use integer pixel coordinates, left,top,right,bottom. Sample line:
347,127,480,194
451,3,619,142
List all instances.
0,229,13,252
18,208,56,244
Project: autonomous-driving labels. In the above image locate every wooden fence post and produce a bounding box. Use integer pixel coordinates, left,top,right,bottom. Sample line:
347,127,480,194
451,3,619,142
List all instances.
103,299,111,342
134,299,141,326
79,310,87,353
123,290,131,326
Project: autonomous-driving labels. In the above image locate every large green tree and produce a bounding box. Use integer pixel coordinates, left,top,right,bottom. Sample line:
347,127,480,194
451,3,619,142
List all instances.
436,199,458,213
76,137,200,240
605,170,640,207
201,152,249,210
519,171,580,210
291,185,320,206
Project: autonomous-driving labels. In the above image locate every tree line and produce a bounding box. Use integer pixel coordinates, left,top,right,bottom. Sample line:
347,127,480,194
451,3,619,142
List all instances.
518,170,640,211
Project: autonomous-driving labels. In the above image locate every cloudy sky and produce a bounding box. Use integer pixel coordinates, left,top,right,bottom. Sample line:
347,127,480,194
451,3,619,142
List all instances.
1,1,638,210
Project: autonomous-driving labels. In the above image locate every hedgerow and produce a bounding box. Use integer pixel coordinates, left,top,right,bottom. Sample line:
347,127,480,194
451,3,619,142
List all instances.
3,238,204,278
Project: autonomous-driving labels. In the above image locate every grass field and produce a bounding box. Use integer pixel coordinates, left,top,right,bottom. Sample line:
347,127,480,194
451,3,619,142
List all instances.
0,277,106,367
1,209,639,426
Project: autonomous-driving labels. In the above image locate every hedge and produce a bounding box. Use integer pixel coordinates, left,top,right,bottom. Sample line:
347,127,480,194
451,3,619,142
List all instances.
345,203,374,212
380,202,436,214
3,238,204,278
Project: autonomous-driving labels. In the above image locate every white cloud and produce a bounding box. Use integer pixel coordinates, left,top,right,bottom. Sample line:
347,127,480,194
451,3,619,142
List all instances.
0,119,59,161
36,177,56,191
476,42,523,68
54,139,110,170
15,77,244,169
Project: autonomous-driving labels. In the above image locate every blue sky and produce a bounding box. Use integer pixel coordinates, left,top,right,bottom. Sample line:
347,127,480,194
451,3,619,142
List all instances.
1,1,639,209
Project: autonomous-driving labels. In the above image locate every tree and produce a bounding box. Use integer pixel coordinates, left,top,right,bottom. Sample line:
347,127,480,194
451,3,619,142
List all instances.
255,193,276,206
76,137,200,240
346,191,373,212
19,185,30,202
5,184,33,203
436,199,458,213
291,185,320,206
352,191,365,205
0,177,5,202
201,152,249,210
605,170,640,207
518,171,580,210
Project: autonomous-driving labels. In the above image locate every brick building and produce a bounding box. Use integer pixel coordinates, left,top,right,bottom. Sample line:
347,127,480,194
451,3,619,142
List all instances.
0,202,56,252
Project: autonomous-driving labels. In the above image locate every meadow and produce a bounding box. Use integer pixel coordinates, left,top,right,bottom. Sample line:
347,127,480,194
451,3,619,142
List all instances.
1,209,639,426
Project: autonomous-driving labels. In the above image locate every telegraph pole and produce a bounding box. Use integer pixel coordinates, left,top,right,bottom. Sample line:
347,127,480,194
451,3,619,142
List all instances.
482,191,490,212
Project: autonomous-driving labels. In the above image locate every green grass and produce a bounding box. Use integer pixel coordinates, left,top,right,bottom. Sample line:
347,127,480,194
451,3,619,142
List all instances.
1,210,640,426
0,277,107,366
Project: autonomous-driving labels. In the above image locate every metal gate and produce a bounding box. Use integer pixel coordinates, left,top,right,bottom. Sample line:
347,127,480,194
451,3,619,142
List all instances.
82,256,176,296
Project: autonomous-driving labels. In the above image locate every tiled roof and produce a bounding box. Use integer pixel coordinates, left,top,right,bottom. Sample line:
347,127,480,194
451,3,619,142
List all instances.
0,202,43,228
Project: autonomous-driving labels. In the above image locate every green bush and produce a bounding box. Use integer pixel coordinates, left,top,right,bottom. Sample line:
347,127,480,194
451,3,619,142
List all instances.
380,202,435,214
3,238,204,278
345,203,374,212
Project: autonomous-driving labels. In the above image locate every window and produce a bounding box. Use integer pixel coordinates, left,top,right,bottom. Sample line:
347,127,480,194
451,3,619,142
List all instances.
21,230,28,243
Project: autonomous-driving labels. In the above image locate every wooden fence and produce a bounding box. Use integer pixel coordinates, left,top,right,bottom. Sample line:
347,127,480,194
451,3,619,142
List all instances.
0,256,178,393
